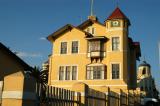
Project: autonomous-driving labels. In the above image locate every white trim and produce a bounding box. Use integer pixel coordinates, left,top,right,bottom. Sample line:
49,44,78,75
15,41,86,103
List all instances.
59,41,68,55
107,28,127,32
110,62,122,80
58,65,78,81
87,63,105,66
86,26,96,35
53,53,86,56
71,40,80,54
2,91,36,100
111,36,122,52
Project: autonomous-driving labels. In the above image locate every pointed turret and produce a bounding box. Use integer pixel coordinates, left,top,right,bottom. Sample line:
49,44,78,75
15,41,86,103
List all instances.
105,7,130,27
107,7,128,20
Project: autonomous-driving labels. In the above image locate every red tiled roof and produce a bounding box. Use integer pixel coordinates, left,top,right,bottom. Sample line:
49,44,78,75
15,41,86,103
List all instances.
107,7,128,20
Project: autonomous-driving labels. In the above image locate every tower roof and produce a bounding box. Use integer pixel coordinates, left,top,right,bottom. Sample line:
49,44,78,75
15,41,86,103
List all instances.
139,61,151,67
107,7,128,20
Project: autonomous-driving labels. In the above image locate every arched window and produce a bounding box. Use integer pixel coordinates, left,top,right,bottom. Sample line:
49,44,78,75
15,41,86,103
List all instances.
142,68,146,75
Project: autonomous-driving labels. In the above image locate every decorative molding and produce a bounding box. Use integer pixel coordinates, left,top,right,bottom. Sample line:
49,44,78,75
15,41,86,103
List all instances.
2,91,37,100
107,28,127,32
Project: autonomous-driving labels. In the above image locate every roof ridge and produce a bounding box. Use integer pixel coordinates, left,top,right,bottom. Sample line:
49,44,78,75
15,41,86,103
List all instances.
106,7,128,20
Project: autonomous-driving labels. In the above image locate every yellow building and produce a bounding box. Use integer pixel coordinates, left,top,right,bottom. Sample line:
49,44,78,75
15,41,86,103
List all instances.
47,7,141,91
0,42,36,106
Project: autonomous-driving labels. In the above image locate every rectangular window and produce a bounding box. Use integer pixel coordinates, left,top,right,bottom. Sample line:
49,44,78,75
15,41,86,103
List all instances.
142,68,146,75
89,41,100,52
72,41,78,53
59,66,64,80
86,27,95,35
60,42,67,54
59,66,77,81
112,37,120,51
92,27,95,34
72,66,77,80
65,66,71,80
87,66,105,80
112,64,120,79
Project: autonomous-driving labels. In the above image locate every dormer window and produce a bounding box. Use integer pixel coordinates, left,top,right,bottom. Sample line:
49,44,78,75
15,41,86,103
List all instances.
86,27,95,35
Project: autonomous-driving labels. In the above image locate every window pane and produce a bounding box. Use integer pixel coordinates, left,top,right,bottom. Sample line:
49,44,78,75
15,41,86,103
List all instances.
65,66,71,80
61,42,67,54
72,66,77,80
59,66,64,80
72,41,78,53
92,27,95,34
112,37,120,51
87,66,105,80
90,41,100,52
112,64,119,79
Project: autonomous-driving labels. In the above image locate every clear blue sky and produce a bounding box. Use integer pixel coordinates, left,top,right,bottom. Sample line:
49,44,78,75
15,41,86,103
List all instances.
0,0,160,90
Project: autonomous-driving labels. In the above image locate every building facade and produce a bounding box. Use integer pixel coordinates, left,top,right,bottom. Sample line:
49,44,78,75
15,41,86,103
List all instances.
0,42,37,106
47,7,141,91
137,61,158,98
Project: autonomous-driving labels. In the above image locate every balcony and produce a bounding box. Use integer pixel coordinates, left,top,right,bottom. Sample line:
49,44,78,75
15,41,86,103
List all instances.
86,36,107,58
90,51,101,57
87,51,105,58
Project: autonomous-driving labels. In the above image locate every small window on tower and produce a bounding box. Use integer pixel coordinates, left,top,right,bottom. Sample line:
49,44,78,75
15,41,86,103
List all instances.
142,68,146,75
112,37,120,51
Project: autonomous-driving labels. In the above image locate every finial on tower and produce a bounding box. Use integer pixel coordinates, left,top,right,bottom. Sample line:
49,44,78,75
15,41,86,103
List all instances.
116,0,119,7
88,0,97,21
91,0,94,16
141,55,146,63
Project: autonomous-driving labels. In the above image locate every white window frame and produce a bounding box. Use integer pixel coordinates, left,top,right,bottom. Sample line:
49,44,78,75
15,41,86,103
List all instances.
110,62,121,80
86,65,105,80
86,27,96,35
110,36,122,52
58,65,78,81
60,41,68,54
71,40,79,54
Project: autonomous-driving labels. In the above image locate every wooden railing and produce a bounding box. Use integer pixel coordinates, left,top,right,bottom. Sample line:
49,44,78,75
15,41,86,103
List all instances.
36,83,81,106
86,87,141,106
36,83,141,106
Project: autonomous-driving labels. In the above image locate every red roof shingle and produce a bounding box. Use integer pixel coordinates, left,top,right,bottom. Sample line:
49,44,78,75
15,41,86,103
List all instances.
107,7,128,20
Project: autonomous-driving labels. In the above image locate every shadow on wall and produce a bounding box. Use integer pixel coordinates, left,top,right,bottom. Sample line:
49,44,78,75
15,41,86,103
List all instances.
22,75,37,106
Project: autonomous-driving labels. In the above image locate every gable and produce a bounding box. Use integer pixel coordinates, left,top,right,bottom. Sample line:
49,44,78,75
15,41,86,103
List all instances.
0,43,32,78
82,22,106,36
47,24,90,42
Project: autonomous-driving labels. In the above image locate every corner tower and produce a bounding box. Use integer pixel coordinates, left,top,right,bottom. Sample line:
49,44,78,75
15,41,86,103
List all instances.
105,7,131,86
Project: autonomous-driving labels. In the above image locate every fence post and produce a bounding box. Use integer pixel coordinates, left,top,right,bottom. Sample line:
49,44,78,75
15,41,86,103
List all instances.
108,87,110,106
72,82,89,106
100,86,110,106
120,89,122,106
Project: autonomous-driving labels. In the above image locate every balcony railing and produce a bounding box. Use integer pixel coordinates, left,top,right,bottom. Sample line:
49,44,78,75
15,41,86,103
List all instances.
87,51,106,58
